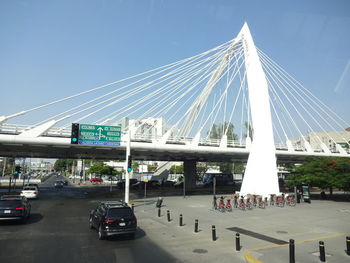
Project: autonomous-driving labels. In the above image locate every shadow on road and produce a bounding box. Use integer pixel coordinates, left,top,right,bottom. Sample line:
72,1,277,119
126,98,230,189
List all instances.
27,213,44,224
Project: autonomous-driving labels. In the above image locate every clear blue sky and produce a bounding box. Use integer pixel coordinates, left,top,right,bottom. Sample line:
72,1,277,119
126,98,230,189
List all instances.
0,0,349,126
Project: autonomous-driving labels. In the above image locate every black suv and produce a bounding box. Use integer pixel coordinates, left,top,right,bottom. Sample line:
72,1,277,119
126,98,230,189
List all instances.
89,201,137,240
0,195,31,223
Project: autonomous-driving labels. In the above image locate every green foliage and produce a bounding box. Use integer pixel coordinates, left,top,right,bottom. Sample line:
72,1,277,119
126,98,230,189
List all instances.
208,122,238,140
207,122,238,174
286,157,350,192
233,162,245,174
54,159,74,171
87,163,117,176
218,162,233,174
170,165,184,174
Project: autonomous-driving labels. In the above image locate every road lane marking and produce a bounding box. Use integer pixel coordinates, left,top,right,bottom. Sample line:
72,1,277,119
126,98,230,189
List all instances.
244,233,345,263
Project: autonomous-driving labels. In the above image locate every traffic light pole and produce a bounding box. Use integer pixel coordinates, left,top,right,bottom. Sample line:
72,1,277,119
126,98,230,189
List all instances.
124,129,131,204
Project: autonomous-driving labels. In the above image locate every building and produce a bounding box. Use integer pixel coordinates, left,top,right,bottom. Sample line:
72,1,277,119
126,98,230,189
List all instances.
294,130,350,151
113,117,177,139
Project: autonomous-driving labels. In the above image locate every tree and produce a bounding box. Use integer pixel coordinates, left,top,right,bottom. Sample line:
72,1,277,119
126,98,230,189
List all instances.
286,157,350,195
170,165,183,174
54,159,74,172
87,163,116,176
208,122,238,141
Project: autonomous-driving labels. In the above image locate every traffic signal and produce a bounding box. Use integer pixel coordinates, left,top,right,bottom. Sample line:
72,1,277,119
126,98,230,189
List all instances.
127,155,132,172
14,166,21,175
71,123,80,144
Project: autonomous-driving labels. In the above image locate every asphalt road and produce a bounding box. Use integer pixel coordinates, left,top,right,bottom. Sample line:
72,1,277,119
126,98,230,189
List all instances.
0,175,177,263
1,175,350,263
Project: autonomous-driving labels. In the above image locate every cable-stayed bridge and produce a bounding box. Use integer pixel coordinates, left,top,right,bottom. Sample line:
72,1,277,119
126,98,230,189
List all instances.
1,23,349,196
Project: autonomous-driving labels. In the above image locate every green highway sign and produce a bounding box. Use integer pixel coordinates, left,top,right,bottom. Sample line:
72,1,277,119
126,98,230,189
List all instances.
78,124,121,146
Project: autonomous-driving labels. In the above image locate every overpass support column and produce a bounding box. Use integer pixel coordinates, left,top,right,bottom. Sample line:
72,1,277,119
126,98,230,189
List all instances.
184,160,197,190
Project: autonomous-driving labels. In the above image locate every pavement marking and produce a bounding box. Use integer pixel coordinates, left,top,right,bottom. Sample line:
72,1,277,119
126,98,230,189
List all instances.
244,233,345,263
227,227,288,245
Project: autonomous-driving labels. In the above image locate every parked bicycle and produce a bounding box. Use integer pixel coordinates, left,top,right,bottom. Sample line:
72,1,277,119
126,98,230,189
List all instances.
226,199,233,212
238,196,245,211
258,197,265,209
213,195,218,210
233,195,238,208
276,194,285,207
252,195,258,207
286,194,296,207
264,197,268,207
246,197,253,210
218,196,226,212
270,194,275,206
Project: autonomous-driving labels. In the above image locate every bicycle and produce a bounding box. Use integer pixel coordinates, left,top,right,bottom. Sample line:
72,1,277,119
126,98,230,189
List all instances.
213,195,218,210
226,199,233,212
238,196,245,211
286,194,296,207
270,194,275,206
258,197,265,209
276,194,285,208
233,195,238,208
218,196,226,212
252,195,258,207
246,197,253,210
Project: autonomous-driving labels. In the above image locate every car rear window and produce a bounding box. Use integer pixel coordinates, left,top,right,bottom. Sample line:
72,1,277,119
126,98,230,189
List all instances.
0,200,22,208
23,187,36,191
107,207,133,218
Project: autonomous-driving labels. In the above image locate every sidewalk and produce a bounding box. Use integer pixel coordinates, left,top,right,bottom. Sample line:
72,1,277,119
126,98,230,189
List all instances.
132,195,350,263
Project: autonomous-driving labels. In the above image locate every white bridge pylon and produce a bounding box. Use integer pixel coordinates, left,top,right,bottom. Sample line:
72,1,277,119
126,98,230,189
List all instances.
237,23,279,196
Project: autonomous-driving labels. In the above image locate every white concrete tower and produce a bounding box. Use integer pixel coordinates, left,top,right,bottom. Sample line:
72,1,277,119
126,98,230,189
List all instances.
238,23,280,197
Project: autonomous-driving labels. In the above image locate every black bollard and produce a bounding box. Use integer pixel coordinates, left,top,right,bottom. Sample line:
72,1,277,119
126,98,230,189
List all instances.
167,210,171,222
319,241,326,262
212,225,216,241
235,233,241,251
289,239,295,263
346,236,350,256
131,203,134,212
194,219,198,233
179,214,183,226
158,207,161,217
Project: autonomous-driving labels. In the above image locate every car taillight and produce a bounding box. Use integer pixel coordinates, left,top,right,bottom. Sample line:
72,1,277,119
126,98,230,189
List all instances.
16,206,25,210
132,216,137,224
34,192,37,194
104,219,114,223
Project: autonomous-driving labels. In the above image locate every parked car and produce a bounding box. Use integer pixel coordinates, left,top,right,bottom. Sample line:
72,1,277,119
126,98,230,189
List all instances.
89,201,137,240
90,178,103,183
20,187,39,199
0,195,31,223
54,180,64,188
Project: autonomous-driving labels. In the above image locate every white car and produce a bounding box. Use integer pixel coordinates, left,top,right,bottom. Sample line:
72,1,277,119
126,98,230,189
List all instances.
20,187,39,199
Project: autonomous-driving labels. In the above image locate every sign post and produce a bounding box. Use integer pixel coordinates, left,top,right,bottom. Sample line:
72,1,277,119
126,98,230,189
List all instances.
125,129,131,204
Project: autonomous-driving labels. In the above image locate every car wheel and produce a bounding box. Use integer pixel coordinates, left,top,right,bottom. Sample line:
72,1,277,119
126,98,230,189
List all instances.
89,217,94,230
98,225,105,240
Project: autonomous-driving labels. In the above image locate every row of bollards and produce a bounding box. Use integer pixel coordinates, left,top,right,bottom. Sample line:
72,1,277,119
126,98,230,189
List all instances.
163,209,242,247
289,237,350,262
154,206,349,260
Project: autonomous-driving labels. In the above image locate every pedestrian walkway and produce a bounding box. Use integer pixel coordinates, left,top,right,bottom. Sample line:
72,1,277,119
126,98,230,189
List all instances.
132,195,350,263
